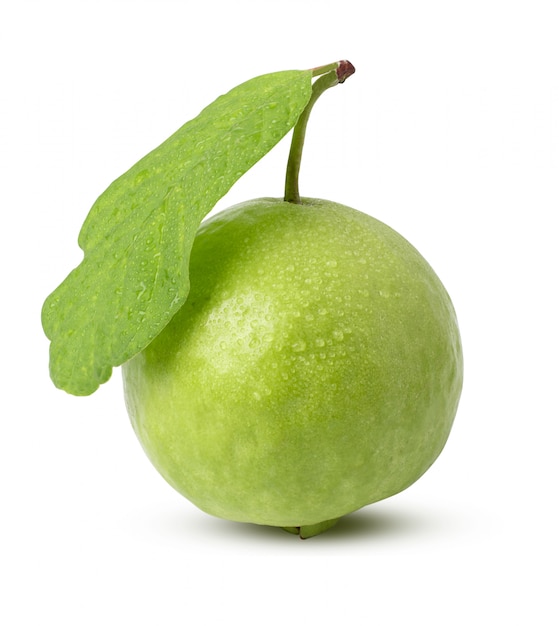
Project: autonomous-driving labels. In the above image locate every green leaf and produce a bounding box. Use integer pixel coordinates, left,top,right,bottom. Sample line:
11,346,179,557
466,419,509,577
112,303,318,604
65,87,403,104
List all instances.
42,69,312,395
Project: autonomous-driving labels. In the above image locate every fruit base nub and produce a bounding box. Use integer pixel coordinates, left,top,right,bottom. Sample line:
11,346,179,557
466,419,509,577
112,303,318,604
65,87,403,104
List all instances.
281,517,340,539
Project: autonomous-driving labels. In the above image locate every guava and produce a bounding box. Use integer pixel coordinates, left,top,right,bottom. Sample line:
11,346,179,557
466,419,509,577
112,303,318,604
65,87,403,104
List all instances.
122,196,463,537
40,60,462,538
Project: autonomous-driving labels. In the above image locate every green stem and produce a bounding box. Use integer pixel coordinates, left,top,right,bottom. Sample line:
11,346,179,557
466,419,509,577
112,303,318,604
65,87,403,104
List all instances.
284,60,355,204
311,61,340,77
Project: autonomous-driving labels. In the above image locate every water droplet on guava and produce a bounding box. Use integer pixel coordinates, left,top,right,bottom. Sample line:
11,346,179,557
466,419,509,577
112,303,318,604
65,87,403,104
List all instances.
292,341,307,353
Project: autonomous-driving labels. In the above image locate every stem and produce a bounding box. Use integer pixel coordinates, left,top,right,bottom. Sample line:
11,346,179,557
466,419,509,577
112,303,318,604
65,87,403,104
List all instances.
284,60,355,204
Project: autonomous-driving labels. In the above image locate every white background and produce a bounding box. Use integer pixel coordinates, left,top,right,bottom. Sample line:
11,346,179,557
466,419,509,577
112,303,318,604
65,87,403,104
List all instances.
2,0,557,623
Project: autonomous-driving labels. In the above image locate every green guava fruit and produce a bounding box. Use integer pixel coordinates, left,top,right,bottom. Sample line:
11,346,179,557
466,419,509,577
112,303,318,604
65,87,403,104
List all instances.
122,196,463,537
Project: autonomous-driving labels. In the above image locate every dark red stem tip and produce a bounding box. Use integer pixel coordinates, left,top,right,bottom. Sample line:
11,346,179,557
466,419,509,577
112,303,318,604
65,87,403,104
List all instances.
336,60,356,83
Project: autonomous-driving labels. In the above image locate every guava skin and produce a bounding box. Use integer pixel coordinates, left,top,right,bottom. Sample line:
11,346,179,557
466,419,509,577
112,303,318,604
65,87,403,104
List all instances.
122,198,463,529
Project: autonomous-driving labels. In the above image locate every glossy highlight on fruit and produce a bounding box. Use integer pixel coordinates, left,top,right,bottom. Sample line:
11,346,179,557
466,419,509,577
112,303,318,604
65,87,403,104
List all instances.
122,197,463,534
